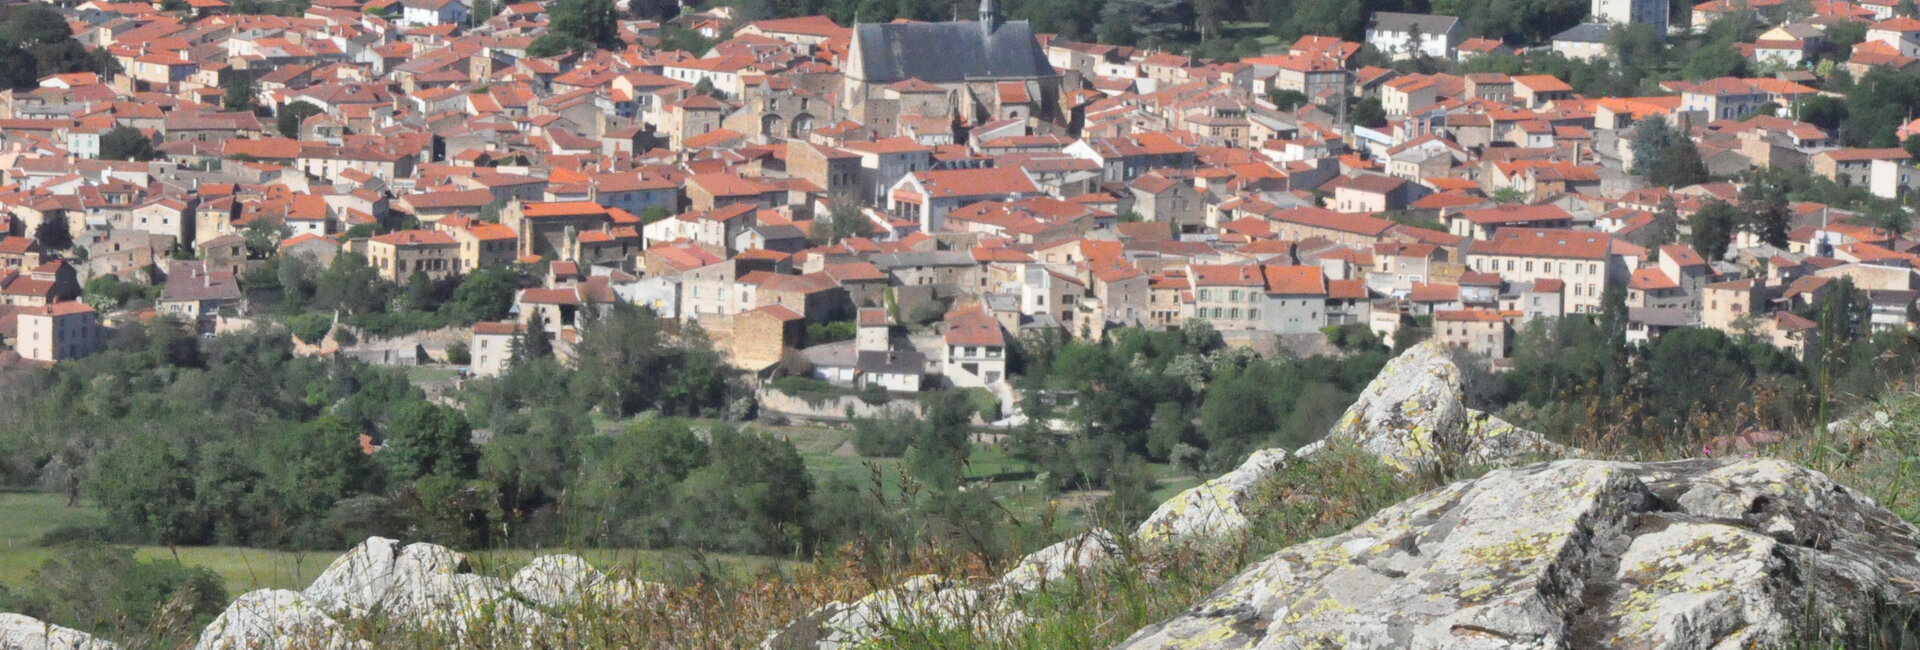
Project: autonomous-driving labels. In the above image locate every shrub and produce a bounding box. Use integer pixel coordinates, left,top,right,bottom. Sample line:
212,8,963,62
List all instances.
446,341,471,365
287,313,332,344
851,417,910,457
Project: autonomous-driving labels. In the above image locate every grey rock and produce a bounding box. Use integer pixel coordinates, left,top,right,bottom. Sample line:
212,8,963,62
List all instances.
761,575,1020,650
508,555,664,610
1315,340,1564,474
1117,458,1920,649
1134,342,1563,545
1134,448,1291,544
192,590,361,650
996,528,1121,592
0,613,118,650
291,537,539,637
509,555,605,609
298,536,403,617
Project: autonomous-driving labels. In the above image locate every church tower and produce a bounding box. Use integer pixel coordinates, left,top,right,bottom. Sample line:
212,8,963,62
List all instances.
979,0,1000,34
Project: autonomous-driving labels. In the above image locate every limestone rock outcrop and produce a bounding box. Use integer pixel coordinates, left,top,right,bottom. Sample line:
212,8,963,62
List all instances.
0,613,118,650
765,529,1122,648
1311,340,1563,473
1134,449,1290,543
1117,458,1920,649
167,538,672,649
1135,341,1561,544
508,554,664,609
995,528,1121,592
192,590,362,650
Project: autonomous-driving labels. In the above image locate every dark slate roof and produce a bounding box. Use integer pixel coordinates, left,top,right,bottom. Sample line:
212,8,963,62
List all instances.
1367,12,1460,35
852,20,1056,83
1552,23,1614,43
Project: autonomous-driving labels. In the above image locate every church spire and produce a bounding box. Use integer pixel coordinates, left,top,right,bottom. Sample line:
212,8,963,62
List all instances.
979,0,1000,33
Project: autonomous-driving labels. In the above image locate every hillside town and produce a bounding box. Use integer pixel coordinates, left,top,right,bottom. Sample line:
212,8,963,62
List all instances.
0,0,1912,391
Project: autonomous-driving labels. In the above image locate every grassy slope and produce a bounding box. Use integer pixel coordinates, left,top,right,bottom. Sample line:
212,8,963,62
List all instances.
0,420,1182,601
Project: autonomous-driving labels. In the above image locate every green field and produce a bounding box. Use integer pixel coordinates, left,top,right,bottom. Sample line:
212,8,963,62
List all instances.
0,491,787,596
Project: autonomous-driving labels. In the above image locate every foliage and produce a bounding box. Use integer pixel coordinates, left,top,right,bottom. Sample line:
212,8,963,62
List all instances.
1011,323,1387,488
1689,199,1739,261
30,325,405,549
569,419,814,555
803,321,856,347
222,75,257,113
99,126,155,162
0,4,115,91
581,306,733,414
808,195,872,245
285,313,332,345
33,214,71,250
0,544,227,642
1628,115,1680,179
1836,69,1920,147
1653,138,1709,188
1268,89,1308,111
83,274,153,309
275,101,323,138
532,0,621,55
446,341,471,365
1349,96,1387,128
1683,42,1748,80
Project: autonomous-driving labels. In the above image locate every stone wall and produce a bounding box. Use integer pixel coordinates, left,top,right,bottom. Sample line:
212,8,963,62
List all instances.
755,386,921,421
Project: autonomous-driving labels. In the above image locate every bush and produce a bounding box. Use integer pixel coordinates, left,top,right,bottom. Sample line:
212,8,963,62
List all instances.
851,417,910,457
4,544,228,640
769,376,848,405
287,313,332,344
446,341,471,365
1323,323,1382,351
804,321,857,347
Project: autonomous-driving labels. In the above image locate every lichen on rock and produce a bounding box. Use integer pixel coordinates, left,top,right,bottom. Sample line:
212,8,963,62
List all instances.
1117,458,1920,649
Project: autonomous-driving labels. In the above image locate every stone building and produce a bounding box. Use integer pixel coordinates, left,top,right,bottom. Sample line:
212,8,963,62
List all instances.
842,0,1061,136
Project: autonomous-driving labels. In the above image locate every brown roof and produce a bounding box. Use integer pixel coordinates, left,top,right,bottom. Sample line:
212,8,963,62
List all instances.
943,303,1004,347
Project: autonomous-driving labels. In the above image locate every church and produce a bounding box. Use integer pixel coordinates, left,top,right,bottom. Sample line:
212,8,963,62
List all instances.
841,0,1063,137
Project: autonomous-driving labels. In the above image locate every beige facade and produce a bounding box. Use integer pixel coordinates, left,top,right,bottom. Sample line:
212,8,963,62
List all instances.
16,302,104,362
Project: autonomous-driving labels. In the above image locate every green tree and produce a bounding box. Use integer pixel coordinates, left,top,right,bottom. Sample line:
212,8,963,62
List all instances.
1690,199,1739,261
1629,115,1680,178
541,0,621,52
380,401,477,481
1652,138,1709,187
906,390,974,489
808,194,872,244
287,313,333,344
441,268,519,323
90,433,203,544
1866,201,1912,239
34,213,71,250
10,545,227,640
1684,42,1748,80
276,101,323,138
1794,94,1847,131
1647,196,1680,248
1268,89,1308,111
223,75,257,113
1349,96,1387,128
100,125,155,161
1739,176,1792,248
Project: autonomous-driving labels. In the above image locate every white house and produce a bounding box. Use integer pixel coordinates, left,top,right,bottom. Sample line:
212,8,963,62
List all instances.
1592,0,1669,36
401,0,468,26
1365,12,1463,60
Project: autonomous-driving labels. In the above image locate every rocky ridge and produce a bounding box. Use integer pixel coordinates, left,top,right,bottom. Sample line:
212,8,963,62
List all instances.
764,341,1566,647
1117,457,1920,648
9,342,1910,649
